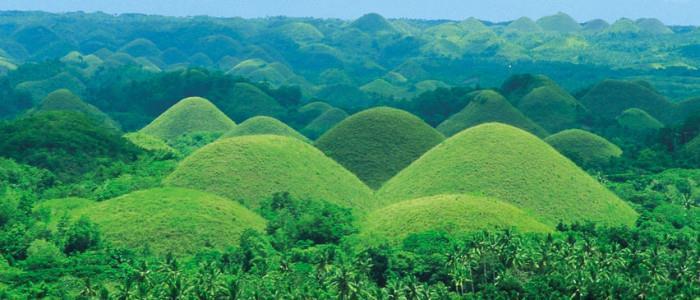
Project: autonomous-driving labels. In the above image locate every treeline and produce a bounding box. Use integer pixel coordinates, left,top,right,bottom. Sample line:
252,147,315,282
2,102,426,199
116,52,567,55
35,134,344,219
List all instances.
1,189,697,298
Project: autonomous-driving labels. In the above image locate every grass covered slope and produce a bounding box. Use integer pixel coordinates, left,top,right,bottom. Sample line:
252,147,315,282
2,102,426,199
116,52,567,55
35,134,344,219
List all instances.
580,79,673,123
518,85,584,132
123,132,178,154
302,108,349,140
545,129,622,168
223,116,309,142
140,97,236,141
316,107,444,189
33,89,120,130
378,123,637,227
616,108,664,134
361,194,552,242
71,188,265,256
165,135,373,209
437,90,548,137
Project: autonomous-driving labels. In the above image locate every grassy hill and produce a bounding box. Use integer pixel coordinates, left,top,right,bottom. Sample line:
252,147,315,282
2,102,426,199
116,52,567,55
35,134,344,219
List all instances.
33,197,95,228
360,194,552,243
223,116,310,142
580,79,673,123
518,85,584,132
71,188,266,256
123,132,178,155
636,18,672,35
15,72,85,102
222,82,286,122
139,97,236,142
302,108,349,140
165,135,373,210
351,13,397,34
437,90,548,137
616,108,664,135
32,89,120,130
501,74,558,105
315,107,444,189
582,19,610,33
297,101,333,125
545,129,622,168
505,17,543,33
378,123,637,227
537,13,581,33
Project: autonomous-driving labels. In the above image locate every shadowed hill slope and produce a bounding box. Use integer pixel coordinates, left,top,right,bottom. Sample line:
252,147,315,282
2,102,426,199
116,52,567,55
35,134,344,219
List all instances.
316,107,444,189
223,116,309,142
437,90,548,137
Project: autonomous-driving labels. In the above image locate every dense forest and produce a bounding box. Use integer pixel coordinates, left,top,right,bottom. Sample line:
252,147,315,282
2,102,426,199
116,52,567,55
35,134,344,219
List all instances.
0,11,699,299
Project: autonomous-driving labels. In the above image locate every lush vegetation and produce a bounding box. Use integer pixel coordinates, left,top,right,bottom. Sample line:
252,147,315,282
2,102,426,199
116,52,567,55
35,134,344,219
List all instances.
1,10,699,299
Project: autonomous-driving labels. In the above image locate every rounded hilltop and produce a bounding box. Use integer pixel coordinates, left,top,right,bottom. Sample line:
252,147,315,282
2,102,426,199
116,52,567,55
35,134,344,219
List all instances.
316,107,444,189
70,188,266,256
165,135,373,210
378,123,637,227
360,194,552,243
140,96,236,141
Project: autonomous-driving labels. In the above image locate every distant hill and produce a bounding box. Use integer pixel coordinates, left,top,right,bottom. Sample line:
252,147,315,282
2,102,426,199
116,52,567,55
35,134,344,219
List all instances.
223,116,309,142
580,79,673,123
545,129,622,168
316,107,444,189
165,135,373,210
139,97,236,142
517,85,584,132
616,108,664,136
537,13,581,33
31,89,120,130
351,13,397,34
378,123,637,226
221,82,286,122
302,108,349,140
437,90,548,137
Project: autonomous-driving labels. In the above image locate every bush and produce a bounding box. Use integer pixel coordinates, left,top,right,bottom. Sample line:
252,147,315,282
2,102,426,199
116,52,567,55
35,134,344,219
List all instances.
63,217,101,254
24,239,64,270
259,193,356,249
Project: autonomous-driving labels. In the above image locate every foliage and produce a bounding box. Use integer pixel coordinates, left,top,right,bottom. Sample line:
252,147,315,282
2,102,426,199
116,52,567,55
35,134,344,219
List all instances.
259,192,356,249
0,111,141,181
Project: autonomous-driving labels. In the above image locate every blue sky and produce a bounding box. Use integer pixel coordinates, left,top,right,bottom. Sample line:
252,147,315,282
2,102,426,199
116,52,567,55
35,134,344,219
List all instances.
1,0,699,25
